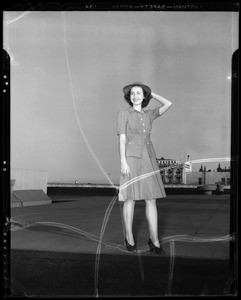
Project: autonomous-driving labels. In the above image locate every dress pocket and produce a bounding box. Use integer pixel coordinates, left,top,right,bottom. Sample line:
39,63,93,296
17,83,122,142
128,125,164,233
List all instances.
126,145,142,158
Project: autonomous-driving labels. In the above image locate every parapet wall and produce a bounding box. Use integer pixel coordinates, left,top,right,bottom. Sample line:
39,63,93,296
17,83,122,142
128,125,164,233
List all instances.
11,168,48,194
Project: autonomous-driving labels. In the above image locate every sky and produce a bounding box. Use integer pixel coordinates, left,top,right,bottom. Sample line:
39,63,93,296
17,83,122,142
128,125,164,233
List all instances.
3,10,238,184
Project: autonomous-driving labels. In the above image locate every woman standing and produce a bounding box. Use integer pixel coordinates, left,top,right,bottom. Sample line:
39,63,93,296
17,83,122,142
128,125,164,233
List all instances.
117,82,172,254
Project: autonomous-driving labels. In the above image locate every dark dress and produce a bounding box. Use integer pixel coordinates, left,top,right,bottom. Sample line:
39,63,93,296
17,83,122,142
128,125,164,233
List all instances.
117,106,166,201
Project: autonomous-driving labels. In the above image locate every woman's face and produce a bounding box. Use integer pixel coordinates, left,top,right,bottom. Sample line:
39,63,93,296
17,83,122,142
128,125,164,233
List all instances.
130,86,144,106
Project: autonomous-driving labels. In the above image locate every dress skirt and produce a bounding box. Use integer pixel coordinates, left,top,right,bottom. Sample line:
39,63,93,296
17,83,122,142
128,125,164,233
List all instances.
118,145,166,201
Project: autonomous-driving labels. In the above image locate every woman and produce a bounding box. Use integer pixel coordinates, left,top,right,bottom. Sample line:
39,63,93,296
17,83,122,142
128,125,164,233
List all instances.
117,82,172,254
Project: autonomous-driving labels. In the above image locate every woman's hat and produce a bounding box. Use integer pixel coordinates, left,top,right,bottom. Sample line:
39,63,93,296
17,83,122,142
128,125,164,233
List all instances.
123,82,151,96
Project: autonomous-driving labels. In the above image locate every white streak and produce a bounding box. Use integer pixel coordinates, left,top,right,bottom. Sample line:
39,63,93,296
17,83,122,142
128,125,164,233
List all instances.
4,11,31,25
190,157,231,164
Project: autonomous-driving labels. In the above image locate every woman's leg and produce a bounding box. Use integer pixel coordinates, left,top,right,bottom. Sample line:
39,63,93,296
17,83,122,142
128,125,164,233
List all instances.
123,199,135,245
145,199,160,247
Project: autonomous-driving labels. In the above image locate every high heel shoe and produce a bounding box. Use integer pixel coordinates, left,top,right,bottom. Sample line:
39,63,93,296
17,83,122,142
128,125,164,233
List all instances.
148,238,165,255
125,238,137,252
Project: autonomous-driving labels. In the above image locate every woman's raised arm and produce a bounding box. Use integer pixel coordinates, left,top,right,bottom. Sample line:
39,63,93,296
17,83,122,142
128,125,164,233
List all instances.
151,92,172,116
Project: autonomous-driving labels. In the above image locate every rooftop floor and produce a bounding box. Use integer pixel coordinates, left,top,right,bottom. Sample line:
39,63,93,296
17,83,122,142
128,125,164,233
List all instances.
9,193,237,297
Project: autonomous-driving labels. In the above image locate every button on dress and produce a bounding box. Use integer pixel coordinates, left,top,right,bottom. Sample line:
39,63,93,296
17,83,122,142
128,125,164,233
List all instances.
117,107,166,201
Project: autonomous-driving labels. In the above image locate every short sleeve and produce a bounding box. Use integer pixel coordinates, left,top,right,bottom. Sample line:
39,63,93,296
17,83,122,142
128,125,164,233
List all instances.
117,111,127,135
148,107,161,122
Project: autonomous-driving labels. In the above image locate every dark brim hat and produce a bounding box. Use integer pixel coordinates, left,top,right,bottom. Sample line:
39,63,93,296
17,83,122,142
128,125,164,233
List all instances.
123,82,151,96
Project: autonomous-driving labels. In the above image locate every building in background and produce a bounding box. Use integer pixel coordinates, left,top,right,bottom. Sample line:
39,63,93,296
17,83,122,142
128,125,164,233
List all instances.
157,156,230,186
157,157,184,184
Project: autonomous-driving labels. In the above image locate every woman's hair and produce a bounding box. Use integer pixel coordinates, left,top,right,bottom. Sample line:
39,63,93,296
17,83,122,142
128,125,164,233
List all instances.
124,86,152,108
